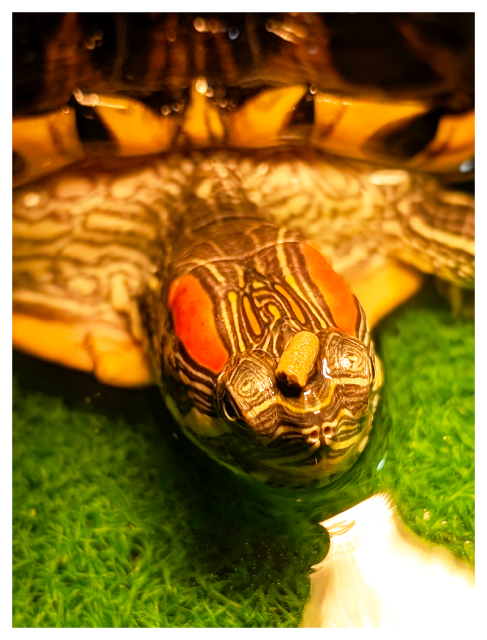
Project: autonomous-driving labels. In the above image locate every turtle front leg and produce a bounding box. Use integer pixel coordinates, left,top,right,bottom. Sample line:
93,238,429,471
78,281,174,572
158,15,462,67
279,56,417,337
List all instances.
12,161,169,387
343,260,425,330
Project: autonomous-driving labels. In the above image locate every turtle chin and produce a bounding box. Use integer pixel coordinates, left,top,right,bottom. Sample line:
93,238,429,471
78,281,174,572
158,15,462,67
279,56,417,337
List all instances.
242,409,378,489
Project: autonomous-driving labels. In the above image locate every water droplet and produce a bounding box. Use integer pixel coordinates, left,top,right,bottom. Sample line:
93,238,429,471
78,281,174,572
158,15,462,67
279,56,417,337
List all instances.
460,158,474,173
322,358,332,379
229,26,239,40
209,20,220,34
161,105,171,116
423,510,431,521
193,17,206,33
195,77,208,95
376,458,386,471
73,89,99,107
23,192,40,208
166,29,176,42
442,520,448,525
73,88,84,103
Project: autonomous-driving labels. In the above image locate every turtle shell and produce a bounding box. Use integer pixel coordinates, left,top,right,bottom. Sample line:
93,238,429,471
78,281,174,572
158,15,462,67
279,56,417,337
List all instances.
13,13,474,114
13,13,474,187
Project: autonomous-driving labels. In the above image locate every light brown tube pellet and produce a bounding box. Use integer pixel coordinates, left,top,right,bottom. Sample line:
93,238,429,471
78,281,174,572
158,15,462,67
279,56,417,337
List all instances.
275,331,320,388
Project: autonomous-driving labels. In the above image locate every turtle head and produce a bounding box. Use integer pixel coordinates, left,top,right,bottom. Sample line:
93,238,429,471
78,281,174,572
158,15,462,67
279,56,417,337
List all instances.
212,328,382,487
164,249,382,488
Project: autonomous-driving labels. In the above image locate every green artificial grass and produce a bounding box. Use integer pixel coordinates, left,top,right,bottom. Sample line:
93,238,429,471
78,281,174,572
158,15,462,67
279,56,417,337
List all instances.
12,283,474,627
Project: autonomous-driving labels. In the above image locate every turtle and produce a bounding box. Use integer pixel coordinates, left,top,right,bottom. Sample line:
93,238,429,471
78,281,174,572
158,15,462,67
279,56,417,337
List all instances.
12,13,475,490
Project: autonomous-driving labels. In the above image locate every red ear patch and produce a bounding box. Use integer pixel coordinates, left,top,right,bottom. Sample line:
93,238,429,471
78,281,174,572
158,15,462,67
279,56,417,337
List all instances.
168,275,229,373
300,243,358,335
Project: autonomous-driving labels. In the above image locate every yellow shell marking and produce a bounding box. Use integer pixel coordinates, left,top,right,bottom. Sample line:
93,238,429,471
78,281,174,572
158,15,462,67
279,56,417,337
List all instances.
182,80,225,145
12,109,84,187
313,94,426,161
93,95,176,155
227,85,307,147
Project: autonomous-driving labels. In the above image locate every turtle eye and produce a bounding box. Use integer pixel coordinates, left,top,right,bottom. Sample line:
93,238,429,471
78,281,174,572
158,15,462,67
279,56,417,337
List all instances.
217,350,279,436
320,329,373,417
222,393,239,422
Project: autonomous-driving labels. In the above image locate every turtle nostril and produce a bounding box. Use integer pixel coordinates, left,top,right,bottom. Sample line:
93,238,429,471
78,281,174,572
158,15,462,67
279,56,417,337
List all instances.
308,427,320,443
323,426,335,444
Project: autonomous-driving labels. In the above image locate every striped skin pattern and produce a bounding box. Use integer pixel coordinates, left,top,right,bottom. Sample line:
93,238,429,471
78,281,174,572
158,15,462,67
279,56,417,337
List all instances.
13,150,476,486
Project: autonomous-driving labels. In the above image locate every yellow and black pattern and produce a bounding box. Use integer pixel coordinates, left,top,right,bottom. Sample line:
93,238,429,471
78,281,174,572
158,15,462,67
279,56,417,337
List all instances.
13,83,474,188
13,13,474,187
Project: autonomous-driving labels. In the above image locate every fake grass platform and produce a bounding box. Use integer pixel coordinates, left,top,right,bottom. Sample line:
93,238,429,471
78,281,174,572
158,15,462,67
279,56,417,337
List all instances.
12,284,474,627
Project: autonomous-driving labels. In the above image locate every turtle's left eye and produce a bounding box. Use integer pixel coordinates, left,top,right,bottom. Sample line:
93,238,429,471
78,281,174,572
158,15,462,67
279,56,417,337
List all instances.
222,393,239,422
217,350,280,436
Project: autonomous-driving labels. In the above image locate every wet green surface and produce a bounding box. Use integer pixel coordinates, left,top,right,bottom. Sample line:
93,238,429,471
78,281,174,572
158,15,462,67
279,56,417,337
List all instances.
12,284,474,627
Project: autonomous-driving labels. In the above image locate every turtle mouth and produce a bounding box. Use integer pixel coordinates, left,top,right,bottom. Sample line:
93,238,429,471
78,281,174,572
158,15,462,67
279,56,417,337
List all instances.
213,414,372,487
173,399,371,488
